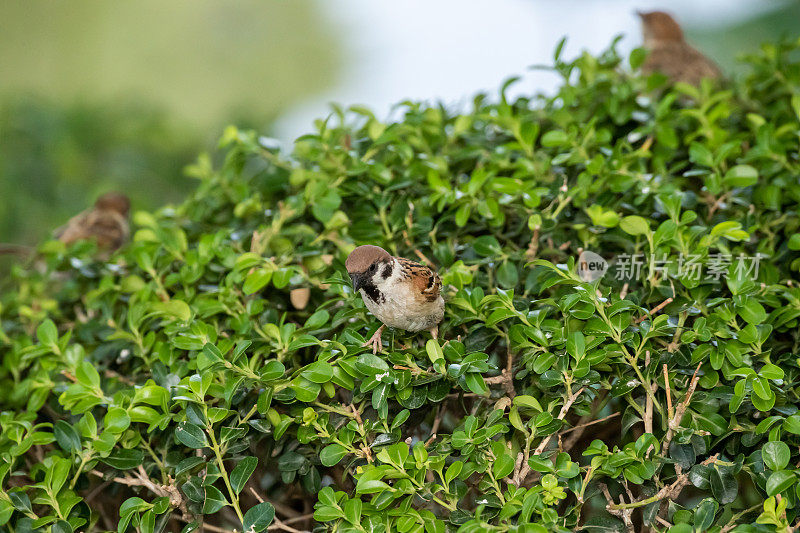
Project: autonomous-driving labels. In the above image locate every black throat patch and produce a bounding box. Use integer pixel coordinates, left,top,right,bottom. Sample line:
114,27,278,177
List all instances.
360,278,385,304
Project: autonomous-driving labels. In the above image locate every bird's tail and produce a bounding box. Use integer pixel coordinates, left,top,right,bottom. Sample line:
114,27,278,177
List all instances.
0,243,34,256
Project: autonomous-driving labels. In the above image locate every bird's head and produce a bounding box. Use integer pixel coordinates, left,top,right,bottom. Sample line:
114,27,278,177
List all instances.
346,245,392,292
637,10,684,44
95,192,131,217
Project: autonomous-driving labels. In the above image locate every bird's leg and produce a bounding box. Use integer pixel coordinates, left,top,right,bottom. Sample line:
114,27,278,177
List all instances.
363,325,385,354
430,325,439,340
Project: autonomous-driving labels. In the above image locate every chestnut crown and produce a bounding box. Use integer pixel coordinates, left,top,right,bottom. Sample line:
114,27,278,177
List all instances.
94,192,131,216
638,10,684,43
345,245,391,274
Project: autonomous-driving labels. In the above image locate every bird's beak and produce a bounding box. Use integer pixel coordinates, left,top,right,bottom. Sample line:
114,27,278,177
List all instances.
635,10,645,18
350,273,362,292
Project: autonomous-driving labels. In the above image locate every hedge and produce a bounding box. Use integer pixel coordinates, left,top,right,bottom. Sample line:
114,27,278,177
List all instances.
2,37,800,533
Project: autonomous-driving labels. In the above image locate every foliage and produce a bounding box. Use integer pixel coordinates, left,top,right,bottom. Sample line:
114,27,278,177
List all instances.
3,36,800,532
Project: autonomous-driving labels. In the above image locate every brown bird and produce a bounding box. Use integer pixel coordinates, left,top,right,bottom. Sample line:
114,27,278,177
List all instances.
56,192,131,252
638,10,721,86
345,245,444,354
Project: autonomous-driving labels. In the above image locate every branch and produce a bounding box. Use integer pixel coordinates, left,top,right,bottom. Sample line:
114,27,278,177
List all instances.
635,297,673,324
249,487,313,533
534,387,585,456
644,351,655,435
600,483,634,533
661,363,702,455
511,387,585,486
607,455,718,511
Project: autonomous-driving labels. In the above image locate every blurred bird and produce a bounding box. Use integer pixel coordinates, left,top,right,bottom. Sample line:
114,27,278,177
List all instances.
346,245,444,354
56,192,131,252
638,10,721,86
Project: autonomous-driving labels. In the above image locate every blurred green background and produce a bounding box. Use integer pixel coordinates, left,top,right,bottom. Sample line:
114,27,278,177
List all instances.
0,0,796,254
0,0,339,247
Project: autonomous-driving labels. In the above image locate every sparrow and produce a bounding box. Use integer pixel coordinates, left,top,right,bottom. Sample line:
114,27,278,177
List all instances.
55,192,131,252
637,10,721,86
345,245,444,354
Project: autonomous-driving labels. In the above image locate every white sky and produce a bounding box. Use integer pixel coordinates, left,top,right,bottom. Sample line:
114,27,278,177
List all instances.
274,0,776,142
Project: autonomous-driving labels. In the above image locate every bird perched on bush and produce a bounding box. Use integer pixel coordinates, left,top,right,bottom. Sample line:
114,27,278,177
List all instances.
346,245,444,354
638,10,721,86
56,192,131,252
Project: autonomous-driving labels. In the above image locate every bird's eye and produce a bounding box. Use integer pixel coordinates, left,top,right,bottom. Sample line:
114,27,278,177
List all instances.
368,264,377,272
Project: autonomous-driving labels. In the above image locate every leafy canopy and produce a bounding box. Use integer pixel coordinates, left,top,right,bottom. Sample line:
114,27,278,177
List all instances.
3,37,800,533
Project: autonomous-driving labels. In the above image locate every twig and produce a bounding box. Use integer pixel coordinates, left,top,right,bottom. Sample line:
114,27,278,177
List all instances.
608,455,718,511
600,483,634,532
656,516,673,528
558,412,620,437
401,228,434,267
484,347,516,398
534,387,585,456
635,297,673,324
427,403,444,445
525,226,540,260
104,368,135,386
620,282,629,300
663,364,673,421
513,387,587,486
350,404,363,426
249,487,311,533
661,363,702,455
644,351,654,435
90,466,187,517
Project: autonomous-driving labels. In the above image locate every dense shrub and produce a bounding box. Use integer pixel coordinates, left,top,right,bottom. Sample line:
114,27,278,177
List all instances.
2,37,800,533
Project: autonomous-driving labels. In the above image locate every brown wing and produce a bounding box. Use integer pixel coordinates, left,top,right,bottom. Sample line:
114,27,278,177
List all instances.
396,257,441,302
55,210,92,244
643,42,721,86
56,209,129,250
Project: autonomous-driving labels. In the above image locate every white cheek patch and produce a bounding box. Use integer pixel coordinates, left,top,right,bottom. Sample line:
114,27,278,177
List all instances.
372,260,401,292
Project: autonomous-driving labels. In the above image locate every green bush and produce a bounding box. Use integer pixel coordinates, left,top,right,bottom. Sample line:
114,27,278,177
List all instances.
3,37,800,533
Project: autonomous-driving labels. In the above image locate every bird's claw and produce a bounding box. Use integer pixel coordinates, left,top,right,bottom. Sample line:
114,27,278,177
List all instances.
363,327,384,354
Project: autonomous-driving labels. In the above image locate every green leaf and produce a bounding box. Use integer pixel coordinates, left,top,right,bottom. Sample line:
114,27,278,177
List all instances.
784,414,800,435
290,378,321,402
724,165,758,187
709,468,737,504
230,456,257,494
619,215,650,236
425,339,444,367
36,319,58,347
738,300,767,325
472,235,502,256
202,485,228,514
175,422,208,449
541,130,568,147
54,420,82,453
101,449,145,470
464,373,488,395
356,353,390,374
104,407,131,434
151,300,192,322
688,142,714,167
492,453,515,479
243,269,272,295
766,470,796,496
52,520,73,533
762,441,790,471
302,361,334,384
566,331,585,360
343,498,362,525
320,444,349,467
